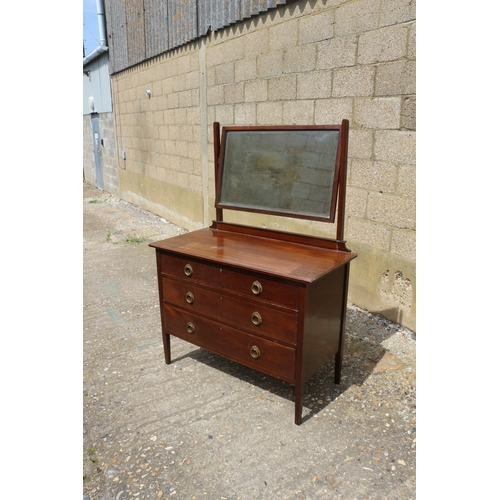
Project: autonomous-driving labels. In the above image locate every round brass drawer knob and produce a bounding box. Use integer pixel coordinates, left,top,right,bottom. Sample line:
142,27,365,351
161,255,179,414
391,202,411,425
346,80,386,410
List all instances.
186,322,195,334
250,345,261,359
251,311,262,326
251,280,263,295
186,291,194,304
184,264,193,277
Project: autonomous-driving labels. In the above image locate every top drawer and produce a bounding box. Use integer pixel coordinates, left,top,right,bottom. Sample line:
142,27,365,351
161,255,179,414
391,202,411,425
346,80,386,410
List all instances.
159,252,299,310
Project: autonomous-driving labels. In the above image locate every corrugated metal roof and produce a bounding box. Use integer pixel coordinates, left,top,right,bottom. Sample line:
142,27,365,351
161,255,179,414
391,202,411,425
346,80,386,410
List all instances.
105,0,128,74
126,0,146,62
167,0,198,49
104,0,291,74
197,0,240,35
145,0,170,58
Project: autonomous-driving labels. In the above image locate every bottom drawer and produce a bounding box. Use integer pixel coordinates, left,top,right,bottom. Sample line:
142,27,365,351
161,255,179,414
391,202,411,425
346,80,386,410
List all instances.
162,304,296,383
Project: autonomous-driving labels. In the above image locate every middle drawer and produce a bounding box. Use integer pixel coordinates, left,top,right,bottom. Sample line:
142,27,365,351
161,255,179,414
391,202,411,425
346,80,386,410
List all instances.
161,277,297,345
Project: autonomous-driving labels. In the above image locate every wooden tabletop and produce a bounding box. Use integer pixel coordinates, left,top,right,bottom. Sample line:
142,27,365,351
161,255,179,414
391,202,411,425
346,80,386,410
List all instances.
150,227,356,283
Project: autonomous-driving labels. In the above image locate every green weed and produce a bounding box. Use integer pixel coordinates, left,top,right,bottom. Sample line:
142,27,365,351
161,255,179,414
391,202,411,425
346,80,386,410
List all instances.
89,446,98,464
124,235,144,244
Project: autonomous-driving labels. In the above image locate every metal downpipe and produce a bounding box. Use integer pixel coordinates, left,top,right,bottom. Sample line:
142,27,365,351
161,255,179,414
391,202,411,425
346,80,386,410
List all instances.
83,0,108,66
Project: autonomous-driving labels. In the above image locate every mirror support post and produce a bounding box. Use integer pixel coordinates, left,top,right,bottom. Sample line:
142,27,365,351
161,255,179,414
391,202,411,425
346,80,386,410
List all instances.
336,119,349,242
213,121,223,222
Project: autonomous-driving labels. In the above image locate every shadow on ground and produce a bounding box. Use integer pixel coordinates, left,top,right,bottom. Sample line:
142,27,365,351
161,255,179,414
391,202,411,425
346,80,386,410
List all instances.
168,304,410,423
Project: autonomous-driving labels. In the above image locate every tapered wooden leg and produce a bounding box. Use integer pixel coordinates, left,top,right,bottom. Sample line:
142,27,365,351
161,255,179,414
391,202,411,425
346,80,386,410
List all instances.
163,332,171,364
334,348,343,384
294,383,303,425
335,263,350,384
156,249,171,365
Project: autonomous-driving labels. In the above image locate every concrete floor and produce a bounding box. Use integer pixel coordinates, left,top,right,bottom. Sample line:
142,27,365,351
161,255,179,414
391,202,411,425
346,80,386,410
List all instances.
83,181,416,500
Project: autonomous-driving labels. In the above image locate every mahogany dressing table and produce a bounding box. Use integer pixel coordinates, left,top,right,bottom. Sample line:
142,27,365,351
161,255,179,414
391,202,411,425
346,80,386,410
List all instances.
149,121,356,425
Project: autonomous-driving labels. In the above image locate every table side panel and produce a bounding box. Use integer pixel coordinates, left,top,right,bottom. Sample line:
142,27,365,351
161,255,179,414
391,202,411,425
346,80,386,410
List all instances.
302,265,348,382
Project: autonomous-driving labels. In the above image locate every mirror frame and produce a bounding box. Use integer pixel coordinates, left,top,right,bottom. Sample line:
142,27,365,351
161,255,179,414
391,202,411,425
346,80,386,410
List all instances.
215,124,348,223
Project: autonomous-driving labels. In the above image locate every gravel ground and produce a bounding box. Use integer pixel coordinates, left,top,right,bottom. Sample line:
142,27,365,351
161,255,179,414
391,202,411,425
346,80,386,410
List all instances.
83,181,416,500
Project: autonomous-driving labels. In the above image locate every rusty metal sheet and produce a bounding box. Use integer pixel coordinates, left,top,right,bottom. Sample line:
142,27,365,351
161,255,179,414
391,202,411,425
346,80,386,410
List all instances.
104,0,128,74
106,0,293,74
167,0,198,49
126,0,146,67
145,0,169,58
197,0,240,35
240,0,287,19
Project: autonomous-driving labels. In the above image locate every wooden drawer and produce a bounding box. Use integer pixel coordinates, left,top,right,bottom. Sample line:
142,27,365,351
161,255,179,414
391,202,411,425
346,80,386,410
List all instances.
162,304,296,383
162,277,297,345
160,252,298,309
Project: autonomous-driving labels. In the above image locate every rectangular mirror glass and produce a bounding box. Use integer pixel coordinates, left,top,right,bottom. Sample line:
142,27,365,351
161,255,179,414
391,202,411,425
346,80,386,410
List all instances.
217,126,341,222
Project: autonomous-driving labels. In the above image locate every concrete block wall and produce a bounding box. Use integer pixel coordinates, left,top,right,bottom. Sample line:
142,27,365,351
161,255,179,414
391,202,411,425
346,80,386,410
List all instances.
100,112,119,195
83,115,96,186
108,0,416,330
112,44,205,229
83,112,119,195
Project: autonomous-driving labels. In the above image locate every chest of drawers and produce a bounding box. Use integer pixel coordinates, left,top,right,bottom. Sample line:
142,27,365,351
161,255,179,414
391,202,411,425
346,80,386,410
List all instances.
150,223,356,425
150,121,356,424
